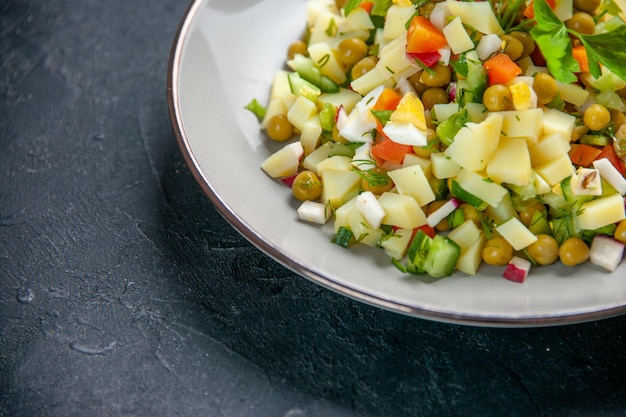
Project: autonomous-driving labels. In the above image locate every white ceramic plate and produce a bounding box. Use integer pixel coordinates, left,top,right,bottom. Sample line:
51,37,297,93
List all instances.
168,0,626,326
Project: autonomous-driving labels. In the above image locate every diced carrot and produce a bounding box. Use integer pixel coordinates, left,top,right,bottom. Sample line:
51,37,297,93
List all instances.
572,45,589,73
523,0,556,19
569,143,602,167
359,1,374,14
373,88,402,112
371,137,413,165
371,88,402,137
483,53,522,85
595,144,626,176
406,16,448,54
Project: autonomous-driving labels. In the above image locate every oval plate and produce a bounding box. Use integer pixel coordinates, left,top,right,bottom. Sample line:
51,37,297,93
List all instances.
168,0,626,326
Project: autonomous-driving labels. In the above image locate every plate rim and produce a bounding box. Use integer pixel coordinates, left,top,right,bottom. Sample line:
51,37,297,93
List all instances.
166,0,626,327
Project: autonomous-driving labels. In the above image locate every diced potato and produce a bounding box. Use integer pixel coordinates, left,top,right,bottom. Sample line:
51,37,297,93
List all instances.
261,141,304,178
288,96,318,132
431,152,461,179
542,107,576,140
391,66,421,84
350,67,392,96
456,233,487,275
402,154,432,177
378,192,428,229
308,42,346,84
383,5,414,40
303,142,333,174
443,16,474,54
433,102,487,124
495,217,538,250
299,115,322,156
486,137,532,186
348,209,384,247
456,168,508,208
484,193,520,225
533,170,552,195
334,196,357,233
447,219,485,275
432,103,458,122
534,154,574,186
448,219,481,250
553,0,574,21
342,7,375,31
445,0,504,35
317,155,353,176
261,98,289,130
380,228,413,260
496,109,543,145
444,113,503,172
270,70,297,107
376,36,413,76
556,80,589,107
321,169,361,209
577,193,626,230
306,0,339,28
387,164,436,207
308,7,343,45
465,103,488,123
317,88,362,114
529,132,571,167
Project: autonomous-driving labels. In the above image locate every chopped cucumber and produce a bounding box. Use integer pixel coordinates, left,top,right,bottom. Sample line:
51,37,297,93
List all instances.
288,72,321,102
450,179,489,211
406,230,461,278
289,54,339,93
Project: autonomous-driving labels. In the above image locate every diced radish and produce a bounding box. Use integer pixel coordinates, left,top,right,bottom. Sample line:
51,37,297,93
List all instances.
590,235,625,272
335,105,348,127
281,175,297,188
437,46,451,66
297,201,331,225
426,198,459,227
448,82,457,101
593,158,626,195
503,256,532,283
355,191,385,229
407,51,441,67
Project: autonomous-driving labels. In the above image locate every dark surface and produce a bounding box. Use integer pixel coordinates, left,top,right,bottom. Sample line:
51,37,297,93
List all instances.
2,1,626,416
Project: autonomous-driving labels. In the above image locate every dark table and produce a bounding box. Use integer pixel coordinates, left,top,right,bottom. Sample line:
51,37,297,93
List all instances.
2,1,626,416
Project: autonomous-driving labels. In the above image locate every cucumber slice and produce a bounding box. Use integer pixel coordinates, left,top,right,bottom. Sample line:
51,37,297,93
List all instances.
423,235,461,278
289,54,339,93
288,72,321,102
450,179,489,211
406,230,461,278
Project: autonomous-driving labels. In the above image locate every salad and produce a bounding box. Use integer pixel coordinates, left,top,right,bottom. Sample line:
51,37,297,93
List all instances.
246,0,626,282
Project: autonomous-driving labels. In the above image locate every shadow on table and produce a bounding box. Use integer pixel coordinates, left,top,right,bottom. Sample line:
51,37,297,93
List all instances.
155,147,626,417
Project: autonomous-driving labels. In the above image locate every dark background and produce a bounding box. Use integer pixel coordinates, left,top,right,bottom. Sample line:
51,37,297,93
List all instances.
2,1,626,416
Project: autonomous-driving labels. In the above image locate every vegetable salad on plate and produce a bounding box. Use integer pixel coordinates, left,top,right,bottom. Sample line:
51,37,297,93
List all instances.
246,0,626,283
